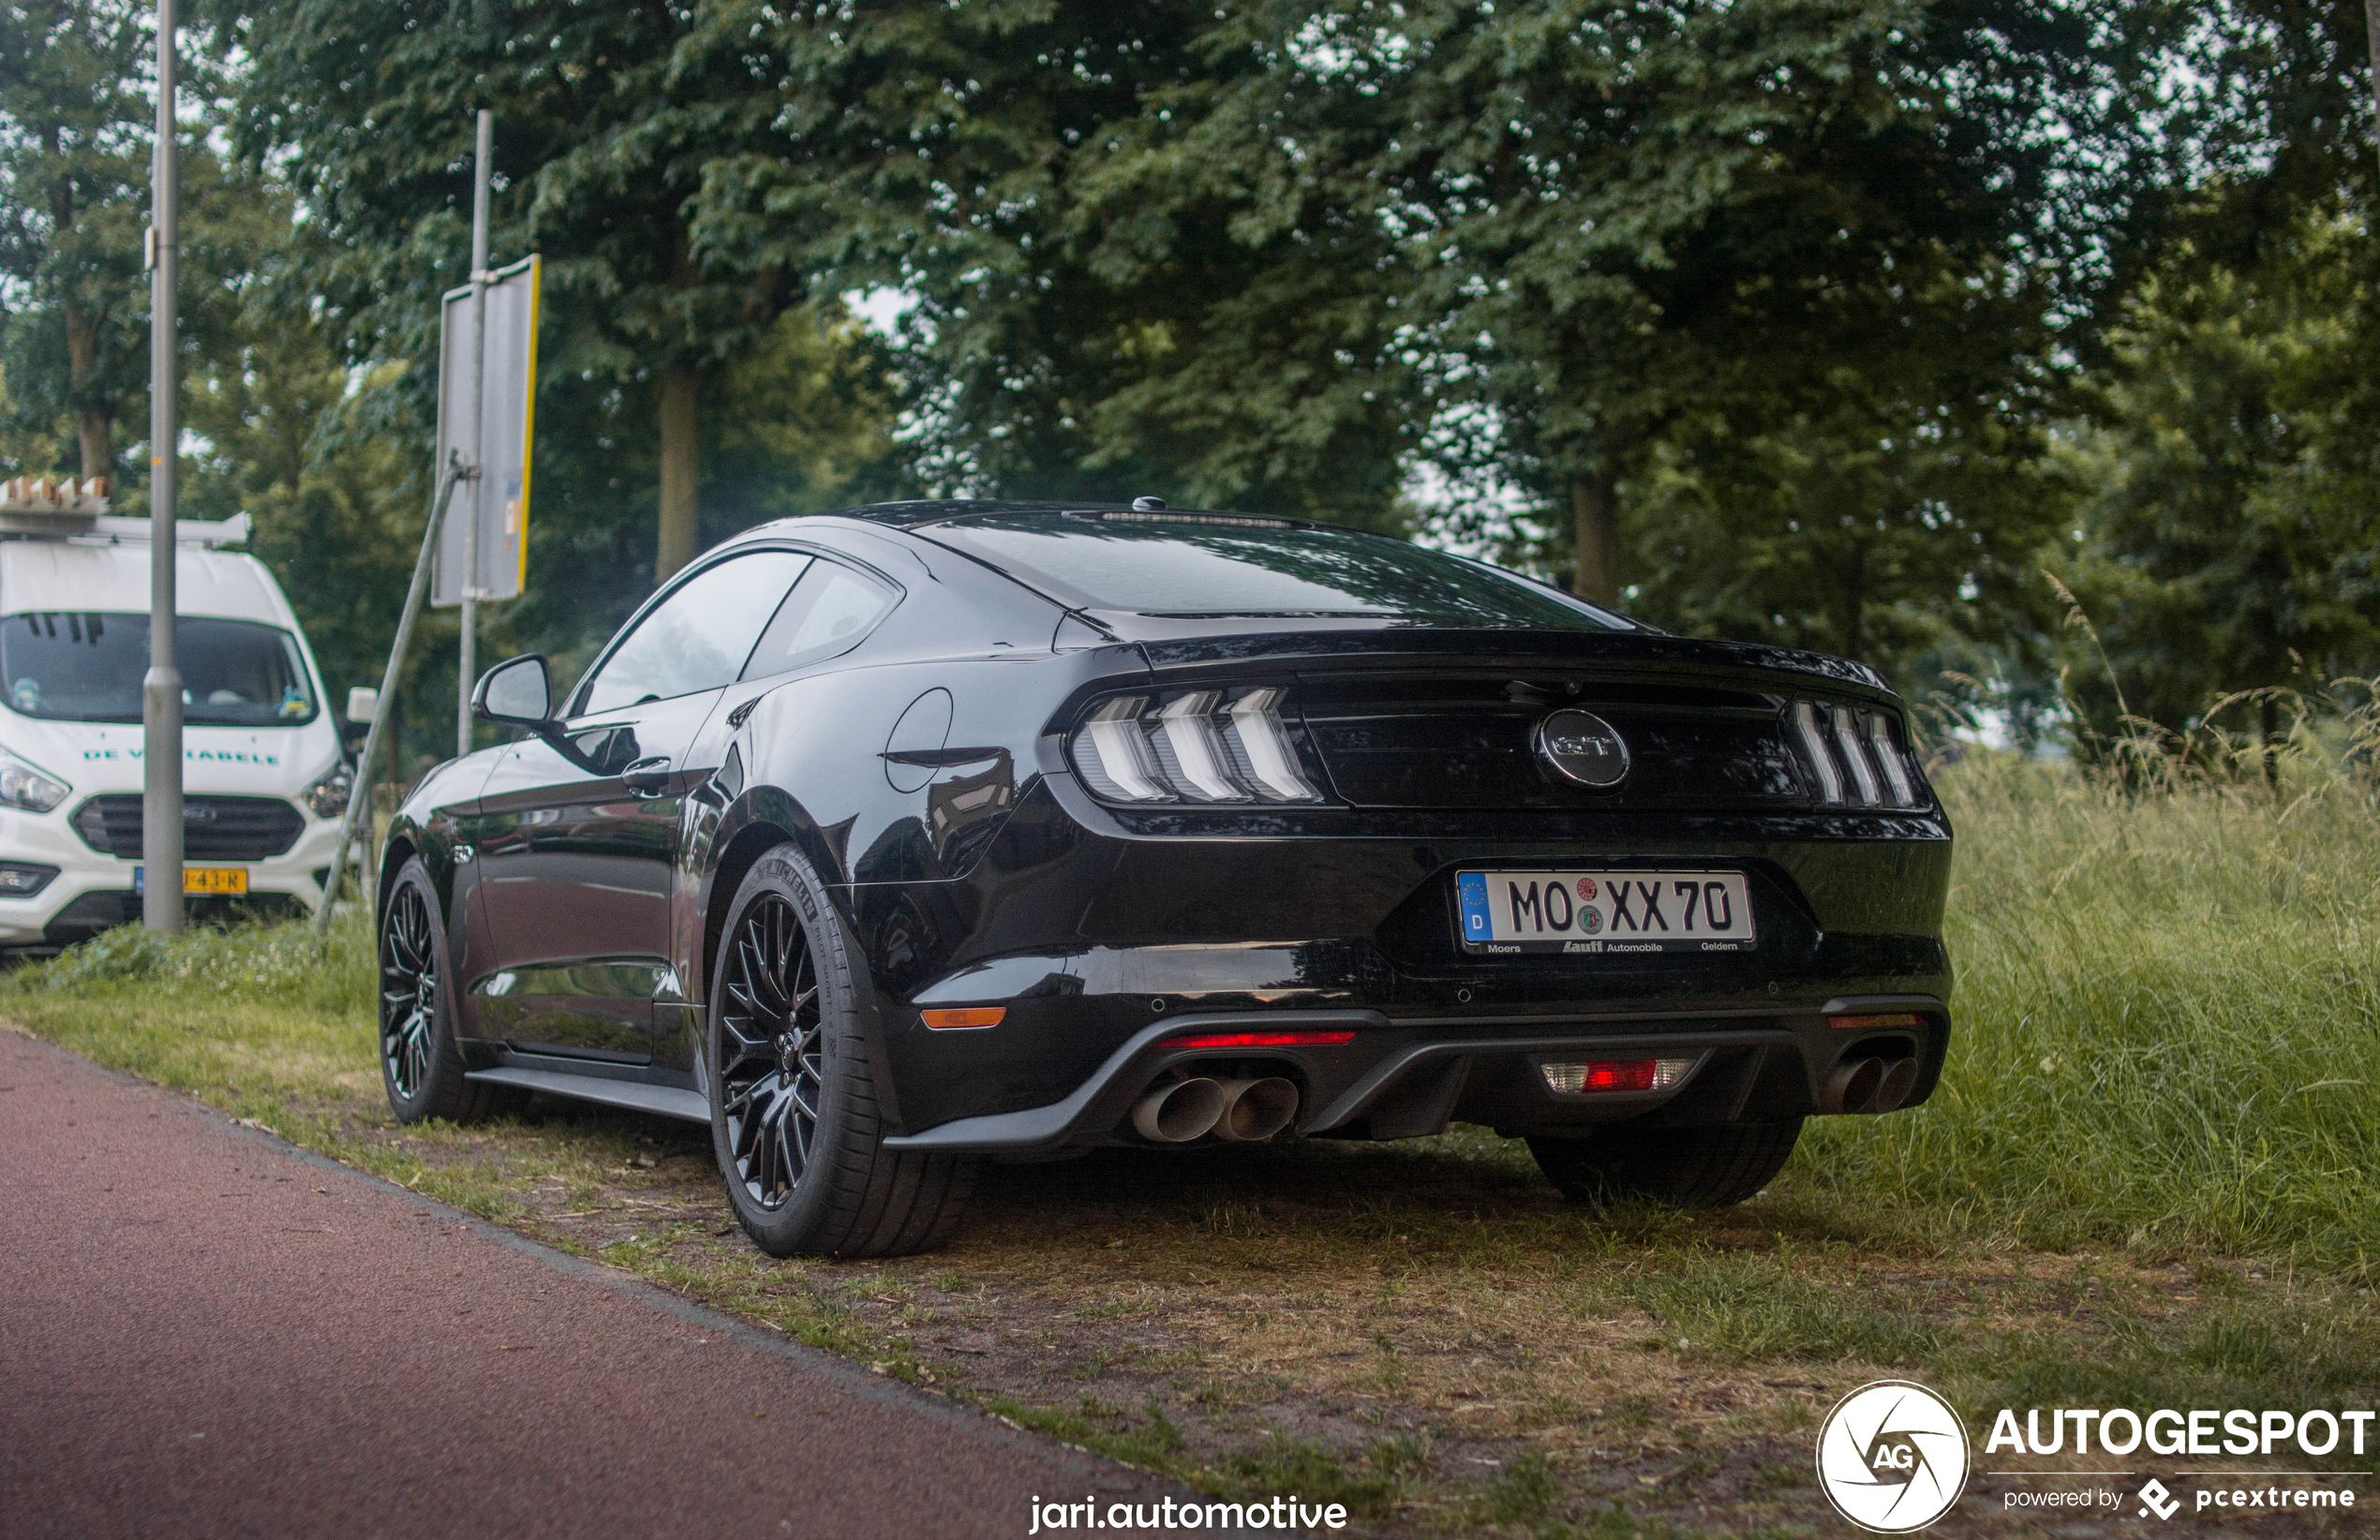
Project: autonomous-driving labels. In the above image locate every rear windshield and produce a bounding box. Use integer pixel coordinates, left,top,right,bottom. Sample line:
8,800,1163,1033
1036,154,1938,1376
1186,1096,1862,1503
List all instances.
923,511,1633,629
2,612,319,726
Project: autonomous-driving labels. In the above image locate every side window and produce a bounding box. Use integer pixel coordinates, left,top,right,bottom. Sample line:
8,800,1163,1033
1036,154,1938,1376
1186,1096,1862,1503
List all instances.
579,551,811,716
739,560,898,680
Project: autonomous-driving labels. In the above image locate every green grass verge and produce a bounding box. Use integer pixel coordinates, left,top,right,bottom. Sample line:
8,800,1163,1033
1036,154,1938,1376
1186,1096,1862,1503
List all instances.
1799,750,2380,1278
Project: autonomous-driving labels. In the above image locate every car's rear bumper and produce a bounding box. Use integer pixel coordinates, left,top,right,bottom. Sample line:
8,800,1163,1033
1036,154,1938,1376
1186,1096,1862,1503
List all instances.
883,993,1948,1153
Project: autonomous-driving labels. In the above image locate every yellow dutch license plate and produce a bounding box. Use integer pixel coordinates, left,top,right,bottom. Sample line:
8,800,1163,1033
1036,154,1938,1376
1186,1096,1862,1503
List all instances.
182,866,248,896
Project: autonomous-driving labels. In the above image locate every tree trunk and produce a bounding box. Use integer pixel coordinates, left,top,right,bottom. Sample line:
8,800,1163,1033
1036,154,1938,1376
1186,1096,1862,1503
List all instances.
1569,473,1620,607
656,365,702,582
2260,693,2282,791
1837,542,1868,661
61,303,112,481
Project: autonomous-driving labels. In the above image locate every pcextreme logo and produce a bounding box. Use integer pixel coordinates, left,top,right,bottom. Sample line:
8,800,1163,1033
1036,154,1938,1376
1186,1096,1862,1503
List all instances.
1816,1380,1971,1533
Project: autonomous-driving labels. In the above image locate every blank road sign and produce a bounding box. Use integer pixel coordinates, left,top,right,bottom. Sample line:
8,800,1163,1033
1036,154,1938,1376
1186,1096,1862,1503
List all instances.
434,254,541,606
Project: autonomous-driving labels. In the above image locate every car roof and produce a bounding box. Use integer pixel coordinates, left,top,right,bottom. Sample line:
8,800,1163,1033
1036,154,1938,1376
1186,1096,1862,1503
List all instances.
775,498,1329,532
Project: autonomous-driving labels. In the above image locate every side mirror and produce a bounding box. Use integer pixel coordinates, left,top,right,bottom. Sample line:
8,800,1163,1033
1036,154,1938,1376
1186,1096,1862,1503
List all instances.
340,686,378,744
471,654,553,728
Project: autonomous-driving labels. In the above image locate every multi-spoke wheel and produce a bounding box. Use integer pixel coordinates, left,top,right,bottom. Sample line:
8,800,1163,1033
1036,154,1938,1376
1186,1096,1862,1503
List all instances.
378,855,513,1124
379,880,439,1101
716,894,825,1209
706,846,978,1257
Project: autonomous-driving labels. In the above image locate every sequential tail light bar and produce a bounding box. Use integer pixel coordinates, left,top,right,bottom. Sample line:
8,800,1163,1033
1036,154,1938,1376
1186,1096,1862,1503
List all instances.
1071,687,1323,806
1156,1029,1357,1050
1788,700,1929,809
921,1007,1006,1030
1826,1012,1927,1030
1540,1058,1698,1094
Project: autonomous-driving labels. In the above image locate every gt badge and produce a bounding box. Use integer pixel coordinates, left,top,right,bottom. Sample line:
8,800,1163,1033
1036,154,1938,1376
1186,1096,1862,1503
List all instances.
1536,709,1629,790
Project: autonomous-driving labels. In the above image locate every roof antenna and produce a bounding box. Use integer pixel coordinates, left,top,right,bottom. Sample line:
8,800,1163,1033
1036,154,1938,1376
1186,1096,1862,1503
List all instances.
1131,496,1168,511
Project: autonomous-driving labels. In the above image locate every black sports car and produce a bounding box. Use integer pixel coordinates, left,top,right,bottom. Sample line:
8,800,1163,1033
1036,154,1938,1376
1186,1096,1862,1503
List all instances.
376,500,1952,1257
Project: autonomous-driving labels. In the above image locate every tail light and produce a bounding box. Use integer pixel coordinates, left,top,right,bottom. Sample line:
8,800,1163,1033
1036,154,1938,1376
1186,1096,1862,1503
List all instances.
1789,700,1928,809
1540,1058,1697,1094
1071,688,1323,805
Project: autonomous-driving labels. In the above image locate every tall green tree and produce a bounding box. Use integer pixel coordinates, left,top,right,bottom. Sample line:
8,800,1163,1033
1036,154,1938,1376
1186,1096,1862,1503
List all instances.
220,0,811,579
680,0,1420,526
2060,206,2380,742
1,0,155,481
1355,0,2159,615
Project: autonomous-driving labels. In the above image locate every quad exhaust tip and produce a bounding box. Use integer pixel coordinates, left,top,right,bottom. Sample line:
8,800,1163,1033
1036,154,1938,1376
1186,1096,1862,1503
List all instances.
1823,1056,1919,1116
1130,1074,1301,1144
1210,1076,1298,1142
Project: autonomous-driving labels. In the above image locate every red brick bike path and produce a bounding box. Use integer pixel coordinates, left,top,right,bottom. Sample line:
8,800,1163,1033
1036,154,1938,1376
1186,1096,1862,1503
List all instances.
0,1027,1168,1540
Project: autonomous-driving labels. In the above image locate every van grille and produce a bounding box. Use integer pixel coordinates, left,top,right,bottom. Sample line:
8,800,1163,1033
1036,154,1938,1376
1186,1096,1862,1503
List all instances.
70,795,306,862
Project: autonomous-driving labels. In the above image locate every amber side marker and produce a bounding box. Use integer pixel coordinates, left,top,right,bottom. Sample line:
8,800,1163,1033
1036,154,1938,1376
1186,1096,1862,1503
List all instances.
1156,1029,1357,1050
1826,1011,1927,1030
921,1007,1005,1030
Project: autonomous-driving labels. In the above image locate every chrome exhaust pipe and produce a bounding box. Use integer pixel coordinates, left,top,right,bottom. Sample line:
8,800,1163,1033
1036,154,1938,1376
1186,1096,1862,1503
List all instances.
1822,1058,1884,1116
1873,1058,1919,1113
1209,1076,1299,1143
1132,1076,1228,1143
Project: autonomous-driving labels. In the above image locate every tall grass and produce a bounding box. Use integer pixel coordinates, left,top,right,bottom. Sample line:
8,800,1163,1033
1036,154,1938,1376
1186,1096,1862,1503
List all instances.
1802,731,2380,1279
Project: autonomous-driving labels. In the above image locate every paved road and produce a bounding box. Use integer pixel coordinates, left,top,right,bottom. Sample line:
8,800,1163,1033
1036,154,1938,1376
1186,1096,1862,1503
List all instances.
0,1029,1167,1540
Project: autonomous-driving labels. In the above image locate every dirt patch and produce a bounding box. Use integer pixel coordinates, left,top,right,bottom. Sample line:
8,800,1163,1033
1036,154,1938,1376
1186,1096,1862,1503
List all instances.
315,1094,2376,1538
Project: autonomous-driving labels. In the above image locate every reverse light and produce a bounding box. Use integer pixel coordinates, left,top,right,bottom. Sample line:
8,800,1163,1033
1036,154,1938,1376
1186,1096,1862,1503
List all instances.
1156,1029,1356,1050
921,1007,1005,1030
1540,1058,1697,1095
1071,688,1322,806
0,747,69,813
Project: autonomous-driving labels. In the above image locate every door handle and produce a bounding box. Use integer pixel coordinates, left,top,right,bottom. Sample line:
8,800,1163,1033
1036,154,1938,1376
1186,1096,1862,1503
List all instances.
622,756,673,797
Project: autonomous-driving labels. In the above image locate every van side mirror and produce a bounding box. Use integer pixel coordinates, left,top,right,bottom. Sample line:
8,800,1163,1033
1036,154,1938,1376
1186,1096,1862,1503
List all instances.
472,654,553,727
345,687,379,725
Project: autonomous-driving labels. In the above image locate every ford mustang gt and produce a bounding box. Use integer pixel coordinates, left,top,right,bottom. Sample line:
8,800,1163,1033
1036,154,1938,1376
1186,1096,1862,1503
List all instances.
375,500,1952,1257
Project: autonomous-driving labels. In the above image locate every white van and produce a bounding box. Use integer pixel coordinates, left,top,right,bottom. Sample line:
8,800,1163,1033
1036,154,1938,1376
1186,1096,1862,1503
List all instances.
0,513,349,952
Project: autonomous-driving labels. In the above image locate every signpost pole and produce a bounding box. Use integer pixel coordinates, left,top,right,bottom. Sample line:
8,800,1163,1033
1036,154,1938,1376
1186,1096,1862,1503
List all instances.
141,0,183,934
316,456,469,935
457,109,492,760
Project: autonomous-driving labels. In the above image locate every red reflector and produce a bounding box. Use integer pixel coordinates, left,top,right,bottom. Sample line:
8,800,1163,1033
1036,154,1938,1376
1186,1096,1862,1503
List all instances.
1155,1029,1357,1050
1827,1012,1926,1030
1582,1059,1659,1092
921,1007,1005,1029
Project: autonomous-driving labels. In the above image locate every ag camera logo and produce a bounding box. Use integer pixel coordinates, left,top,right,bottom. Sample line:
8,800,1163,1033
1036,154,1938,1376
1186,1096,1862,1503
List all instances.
1816,1380,1971,1533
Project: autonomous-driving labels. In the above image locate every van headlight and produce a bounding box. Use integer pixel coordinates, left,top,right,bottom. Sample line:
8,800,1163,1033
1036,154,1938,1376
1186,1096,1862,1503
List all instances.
0,748,69,813
302,761,353,819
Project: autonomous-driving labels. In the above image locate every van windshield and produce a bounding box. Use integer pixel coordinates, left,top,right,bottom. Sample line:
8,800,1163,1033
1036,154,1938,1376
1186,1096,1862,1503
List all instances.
1,612,319,726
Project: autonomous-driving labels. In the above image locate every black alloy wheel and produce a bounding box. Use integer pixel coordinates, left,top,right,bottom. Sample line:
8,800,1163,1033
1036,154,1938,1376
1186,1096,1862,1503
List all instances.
705,847,978,1258
379,880,439,1101
376,854,516,1125
716,893,825,1209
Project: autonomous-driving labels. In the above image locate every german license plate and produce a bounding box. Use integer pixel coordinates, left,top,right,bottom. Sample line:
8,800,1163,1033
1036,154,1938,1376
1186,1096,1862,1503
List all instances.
133,866,250,896
1455,869,1755,955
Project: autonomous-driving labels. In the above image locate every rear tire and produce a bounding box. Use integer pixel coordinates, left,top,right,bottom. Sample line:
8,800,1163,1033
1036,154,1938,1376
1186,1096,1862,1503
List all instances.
378,855,514,1124
1527,1119,1803,1208
706,844,977,1258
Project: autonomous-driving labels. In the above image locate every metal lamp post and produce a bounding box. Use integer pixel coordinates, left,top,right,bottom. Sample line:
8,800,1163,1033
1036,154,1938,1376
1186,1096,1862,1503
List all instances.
141,0,183,932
